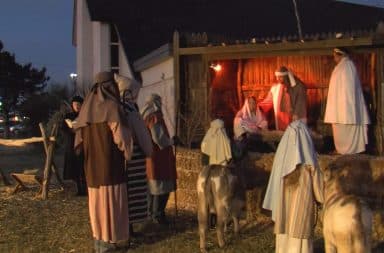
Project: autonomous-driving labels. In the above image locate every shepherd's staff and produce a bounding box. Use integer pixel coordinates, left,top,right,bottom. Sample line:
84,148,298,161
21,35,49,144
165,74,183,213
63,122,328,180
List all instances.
171,99,181,232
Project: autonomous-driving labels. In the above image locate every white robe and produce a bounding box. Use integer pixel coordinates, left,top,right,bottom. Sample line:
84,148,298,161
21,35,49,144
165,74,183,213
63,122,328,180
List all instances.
324,57,370,154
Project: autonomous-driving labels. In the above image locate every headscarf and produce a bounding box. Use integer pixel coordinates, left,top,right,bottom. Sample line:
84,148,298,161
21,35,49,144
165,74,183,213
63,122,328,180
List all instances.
262,121,321,221
74,71,126,129
140,93,162,120
333,47,349,56
201,119,232,165
114,73,142,104
116,74,153,157
274,66,297,87
234,97,267,138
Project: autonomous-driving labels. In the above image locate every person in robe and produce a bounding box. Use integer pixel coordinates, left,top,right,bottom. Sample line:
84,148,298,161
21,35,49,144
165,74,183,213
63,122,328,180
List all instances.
74,71,132,252
141,93,176,225
324,47,371,154
115,73,153,236
233,96,268,140
262,121,324,253
62,95,86,196
258,66,307,131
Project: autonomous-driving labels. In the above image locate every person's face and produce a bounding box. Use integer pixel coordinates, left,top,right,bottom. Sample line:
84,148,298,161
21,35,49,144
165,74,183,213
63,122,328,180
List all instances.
72,101,82,112
333,52,343,64
248,98,256,112
276,75,284,84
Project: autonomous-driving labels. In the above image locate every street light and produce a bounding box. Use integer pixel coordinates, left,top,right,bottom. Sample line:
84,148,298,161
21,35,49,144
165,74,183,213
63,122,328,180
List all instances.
69,73,78,93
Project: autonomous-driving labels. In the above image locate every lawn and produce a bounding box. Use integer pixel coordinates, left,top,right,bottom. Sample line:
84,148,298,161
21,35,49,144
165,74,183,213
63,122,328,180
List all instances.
0,143,383,253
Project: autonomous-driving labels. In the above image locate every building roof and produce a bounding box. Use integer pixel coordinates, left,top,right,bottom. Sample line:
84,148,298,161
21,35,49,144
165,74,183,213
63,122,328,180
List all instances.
85,0,384,61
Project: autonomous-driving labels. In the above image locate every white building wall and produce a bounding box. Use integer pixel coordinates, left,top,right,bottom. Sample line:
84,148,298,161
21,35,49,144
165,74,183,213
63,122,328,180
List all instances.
92,22,110,75
75,0,93,95
137,58,176,137
75,1,134,94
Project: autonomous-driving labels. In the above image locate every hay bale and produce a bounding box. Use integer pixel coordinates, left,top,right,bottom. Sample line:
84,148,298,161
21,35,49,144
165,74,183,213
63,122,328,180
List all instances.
174,148,384,217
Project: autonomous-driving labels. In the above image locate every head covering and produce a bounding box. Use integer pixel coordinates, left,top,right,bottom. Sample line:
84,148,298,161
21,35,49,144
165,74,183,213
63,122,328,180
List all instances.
201,119,232,165
114,73,142,103
74,71,126,129
233,97,267,139
333,47,349,56
140,93,162,119
71,95,83,103
262,121,322,221
274,66,297,87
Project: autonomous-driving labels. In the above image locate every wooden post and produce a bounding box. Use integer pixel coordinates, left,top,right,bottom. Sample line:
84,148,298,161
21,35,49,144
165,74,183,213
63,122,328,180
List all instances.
0,168,11,186
40,123,58,199
39,123,64,189
236,59,244,108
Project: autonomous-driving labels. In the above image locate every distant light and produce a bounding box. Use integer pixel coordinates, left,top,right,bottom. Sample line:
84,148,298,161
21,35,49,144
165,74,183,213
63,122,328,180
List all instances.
69,73,77,79
210,64,222,72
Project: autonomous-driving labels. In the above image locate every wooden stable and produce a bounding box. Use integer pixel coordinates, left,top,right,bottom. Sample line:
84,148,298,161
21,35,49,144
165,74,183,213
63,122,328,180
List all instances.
172,31,384,153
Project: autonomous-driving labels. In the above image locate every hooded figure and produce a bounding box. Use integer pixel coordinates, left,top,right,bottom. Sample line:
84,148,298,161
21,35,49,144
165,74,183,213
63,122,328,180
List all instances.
62,95,86,195
324,47,370,154
74,71,133,252
141,93,176,225
258,66,307,131
263,121,323,253
115,73,153,231
233,96,268,139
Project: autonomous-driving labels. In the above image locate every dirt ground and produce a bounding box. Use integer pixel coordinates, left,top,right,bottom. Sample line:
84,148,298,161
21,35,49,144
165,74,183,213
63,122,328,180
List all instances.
0,143,383,253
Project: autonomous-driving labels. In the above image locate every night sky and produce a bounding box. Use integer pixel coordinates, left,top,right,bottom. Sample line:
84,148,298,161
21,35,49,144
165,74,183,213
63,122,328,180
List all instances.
0,1,75,85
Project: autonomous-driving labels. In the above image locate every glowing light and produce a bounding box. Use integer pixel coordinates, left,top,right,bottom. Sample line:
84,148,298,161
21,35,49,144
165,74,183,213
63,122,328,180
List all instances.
210,63,222,72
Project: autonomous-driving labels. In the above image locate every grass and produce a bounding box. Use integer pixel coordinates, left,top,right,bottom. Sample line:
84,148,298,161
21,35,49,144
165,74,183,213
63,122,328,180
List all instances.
0,143,383,253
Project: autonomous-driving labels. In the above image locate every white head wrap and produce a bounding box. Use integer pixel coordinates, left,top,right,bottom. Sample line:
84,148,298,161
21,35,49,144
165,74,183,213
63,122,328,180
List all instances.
114,73,142,102
201,119,232,165
275,68,297,87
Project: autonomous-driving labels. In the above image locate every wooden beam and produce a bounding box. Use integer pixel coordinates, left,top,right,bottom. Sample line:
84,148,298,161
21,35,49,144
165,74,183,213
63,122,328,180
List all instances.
40,123,59,200
178,37,378,56
173,31,181,138
39,123,64,189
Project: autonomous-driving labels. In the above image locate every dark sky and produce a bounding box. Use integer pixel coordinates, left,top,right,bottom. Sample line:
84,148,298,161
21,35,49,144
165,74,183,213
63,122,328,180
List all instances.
0,1,75,84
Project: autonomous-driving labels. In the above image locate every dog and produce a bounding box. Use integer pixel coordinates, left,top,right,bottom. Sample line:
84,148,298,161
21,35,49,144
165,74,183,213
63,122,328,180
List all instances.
197,163,246,253
322,165,372,253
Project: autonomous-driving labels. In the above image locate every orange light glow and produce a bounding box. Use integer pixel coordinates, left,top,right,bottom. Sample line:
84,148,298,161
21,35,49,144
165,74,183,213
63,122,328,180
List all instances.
210,63,222,72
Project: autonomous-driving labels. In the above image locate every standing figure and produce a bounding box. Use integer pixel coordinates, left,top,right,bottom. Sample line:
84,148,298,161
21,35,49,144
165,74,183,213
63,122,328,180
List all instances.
115,73,153,234
324,47,371,154
62,95,86,196
263,121,324,253
141,93,176,225
258,66,307,131
233,96,268,140
74,71,133,252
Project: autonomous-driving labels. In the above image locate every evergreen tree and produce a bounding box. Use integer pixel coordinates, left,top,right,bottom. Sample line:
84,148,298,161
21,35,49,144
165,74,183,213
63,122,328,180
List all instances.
0,40,50,138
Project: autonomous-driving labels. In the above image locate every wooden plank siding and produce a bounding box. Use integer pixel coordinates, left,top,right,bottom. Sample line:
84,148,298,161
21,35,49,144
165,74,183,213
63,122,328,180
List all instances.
195,52,375,139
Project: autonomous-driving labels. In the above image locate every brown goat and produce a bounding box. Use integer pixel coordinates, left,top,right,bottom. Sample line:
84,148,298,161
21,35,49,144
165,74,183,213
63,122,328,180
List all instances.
197,163,245,253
